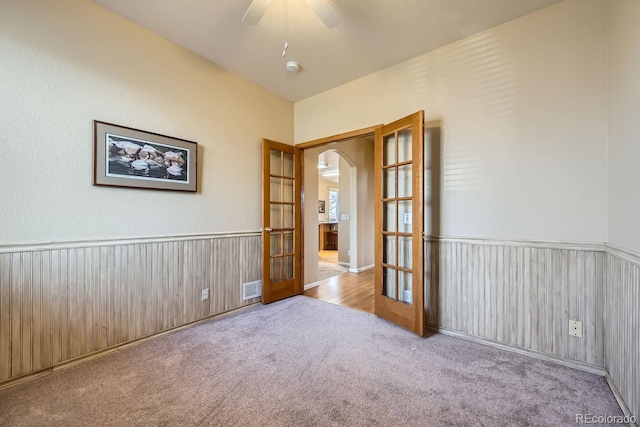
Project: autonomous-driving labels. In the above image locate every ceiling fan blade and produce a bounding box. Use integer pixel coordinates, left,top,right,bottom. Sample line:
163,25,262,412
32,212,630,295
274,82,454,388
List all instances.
242,0,272,25
305,0,340,28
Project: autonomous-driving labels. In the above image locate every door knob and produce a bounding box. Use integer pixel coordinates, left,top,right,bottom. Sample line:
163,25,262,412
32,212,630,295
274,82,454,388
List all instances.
262,227,273,232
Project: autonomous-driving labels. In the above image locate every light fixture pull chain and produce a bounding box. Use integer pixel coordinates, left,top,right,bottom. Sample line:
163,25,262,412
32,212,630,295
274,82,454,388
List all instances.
282,0,288,57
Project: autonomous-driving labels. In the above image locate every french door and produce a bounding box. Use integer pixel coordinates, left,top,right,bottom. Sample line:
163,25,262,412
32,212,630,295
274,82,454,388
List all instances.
374,111,425,336
261,139,302,303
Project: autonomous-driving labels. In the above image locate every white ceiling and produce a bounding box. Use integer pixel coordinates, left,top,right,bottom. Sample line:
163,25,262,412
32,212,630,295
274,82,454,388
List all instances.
91,0,561,102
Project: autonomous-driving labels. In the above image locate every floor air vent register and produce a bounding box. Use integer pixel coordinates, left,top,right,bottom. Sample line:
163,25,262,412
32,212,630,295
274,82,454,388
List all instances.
242,280,262,300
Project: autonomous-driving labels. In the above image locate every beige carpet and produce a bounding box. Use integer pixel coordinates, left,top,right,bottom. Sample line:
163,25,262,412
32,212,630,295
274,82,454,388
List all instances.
0,297,623,426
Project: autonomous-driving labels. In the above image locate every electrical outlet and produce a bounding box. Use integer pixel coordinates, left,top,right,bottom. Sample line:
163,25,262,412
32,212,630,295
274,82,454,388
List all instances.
347,250,351,256
403,290,412,304
404,212,412,224
569,320,583,338
201,288,209,301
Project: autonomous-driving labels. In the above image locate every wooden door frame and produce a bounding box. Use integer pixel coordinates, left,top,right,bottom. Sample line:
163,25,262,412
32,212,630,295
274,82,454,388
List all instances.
296,125,381,289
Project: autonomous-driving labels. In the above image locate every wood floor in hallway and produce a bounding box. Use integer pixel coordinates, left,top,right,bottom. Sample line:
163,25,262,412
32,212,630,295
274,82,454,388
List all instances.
304,269,374,314
318,249,339,263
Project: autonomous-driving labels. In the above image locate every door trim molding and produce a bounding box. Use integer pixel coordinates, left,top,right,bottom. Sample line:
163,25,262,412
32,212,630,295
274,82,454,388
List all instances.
297,125,380,288
295,125,382,149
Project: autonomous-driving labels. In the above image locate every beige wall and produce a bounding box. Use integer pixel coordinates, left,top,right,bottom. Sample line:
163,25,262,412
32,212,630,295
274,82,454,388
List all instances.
350,139,375,270
0,0,293,245
0,0,290,385
295,0,608,244
317,176,333,223
338,156,351,265
607,0,640,254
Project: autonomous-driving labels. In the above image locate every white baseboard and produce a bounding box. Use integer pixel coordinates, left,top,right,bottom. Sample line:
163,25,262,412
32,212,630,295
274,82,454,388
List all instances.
337,262,350,268
304,282,320,290
349,264,374,273
426,325,607,377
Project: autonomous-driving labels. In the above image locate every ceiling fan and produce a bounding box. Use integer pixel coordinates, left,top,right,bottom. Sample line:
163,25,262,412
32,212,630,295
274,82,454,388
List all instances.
242,0,340,28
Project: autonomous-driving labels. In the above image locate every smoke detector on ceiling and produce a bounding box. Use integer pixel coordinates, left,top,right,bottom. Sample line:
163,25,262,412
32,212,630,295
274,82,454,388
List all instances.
286,61,300,73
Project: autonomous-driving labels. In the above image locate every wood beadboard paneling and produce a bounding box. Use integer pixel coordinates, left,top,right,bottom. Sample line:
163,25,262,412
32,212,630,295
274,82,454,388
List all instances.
0,234,261,384
424,240,605,367
605,251,639,421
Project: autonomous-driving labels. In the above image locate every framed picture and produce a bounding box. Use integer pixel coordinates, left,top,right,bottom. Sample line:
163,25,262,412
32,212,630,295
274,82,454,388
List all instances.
318,200,325,213
93,120,197,192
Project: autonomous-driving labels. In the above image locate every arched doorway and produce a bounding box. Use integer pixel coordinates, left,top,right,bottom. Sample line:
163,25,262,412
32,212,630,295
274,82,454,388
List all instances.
317,149,351,281
301,138,376,313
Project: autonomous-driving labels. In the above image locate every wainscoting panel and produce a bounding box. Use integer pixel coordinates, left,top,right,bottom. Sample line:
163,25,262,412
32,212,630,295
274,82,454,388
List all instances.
424,239,605,367
605,248,639,420
0,233,262,384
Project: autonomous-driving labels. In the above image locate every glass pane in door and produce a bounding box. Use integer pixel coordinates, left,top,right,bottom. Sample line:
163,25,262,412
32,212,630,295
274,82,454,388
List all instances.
283,256,294,280
398,236,412,270
270,257,283,282
283,232,294,254
283,152,294,177
397,128,413,163
383,267,396,299
383,134,396,166
398,271,413,305
270,177,282,202
383,168,395,199
270,204,282,229
283,178,294,203
270,150,282,175
383,235,396,265
270,232,282,256
283,205,294,229
398,200,412,234
383,201,396,232
397,164,412,198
